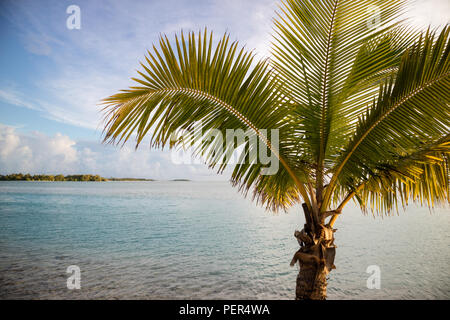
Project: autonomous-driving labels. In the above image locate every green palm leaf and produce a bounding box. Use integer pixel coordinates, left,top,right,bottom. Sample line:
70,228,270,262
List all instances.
102,30,311,210
101,0,450,300
271,0,411,203
324,27,450,214
331,135,449,219
102,1,449,218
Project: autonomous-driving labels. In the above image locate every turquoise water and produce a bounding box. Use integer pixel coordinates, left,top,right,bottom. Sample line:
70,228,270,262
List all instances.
0,181,449,299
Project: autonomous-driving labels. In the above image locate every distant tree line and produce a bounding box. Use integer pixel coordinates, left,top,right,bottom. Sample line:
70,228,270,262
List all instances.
0,173,163,182
0,173,157,182
0,173,108,181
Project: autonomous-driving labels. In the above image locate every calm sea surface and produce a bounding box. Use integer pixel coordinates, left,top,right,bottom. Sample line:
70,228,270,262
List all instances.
0,181,448,299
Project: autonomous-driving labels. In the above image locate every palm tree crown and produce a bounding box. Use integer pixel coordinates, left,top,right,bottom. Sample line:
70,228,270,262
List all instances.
102,0,449,225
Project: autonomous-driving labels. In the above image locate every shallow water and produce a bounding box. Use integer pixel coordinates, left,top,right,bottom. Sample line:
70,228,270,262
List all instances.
0,181,448,299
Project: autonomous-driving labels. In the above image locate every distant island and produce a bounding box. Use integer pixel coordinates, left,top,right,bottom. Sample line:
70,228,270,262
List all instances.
107,177,155,181
0,173,154,182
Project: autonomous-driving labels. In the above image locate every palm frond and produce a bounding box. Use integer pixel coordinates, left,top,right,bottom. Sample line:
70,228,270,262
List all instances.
101,2,449,219
271,0,409,182
102,30,311,210
325,27,450,213
351,137,449,215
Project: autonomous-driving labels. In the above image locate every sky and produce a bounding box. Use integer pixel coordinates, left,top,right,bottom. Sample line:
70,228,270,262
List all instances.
0,0,449,179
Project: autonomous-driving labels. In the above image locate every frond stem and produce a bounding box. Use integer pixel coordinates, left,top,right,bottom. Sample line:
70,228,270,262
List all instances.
322,71,450,215
155,86,312,208
317,0,339,205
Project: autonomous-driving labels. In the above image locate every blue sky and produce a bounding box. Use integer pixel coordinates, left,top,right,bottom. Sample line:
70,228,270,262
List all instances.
0,0,449,179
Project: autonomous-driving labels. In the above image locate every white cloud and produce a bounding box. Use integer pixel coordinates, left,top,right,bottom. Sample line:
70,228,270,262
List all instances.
0,124,78,174
0,124,229,180
3,0,448,132
0,88,42,112
0,126,21,158
1,1,448,180
2,0,277,130
409,0,450,29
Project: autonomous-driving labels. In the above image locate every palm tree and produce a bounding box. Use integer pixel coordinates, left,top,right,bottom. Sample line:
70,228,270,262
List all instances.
101,0,449,300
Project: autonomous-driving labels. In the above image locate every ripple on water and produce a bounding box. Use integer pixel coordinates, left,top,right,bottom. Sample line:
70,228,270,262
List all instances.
0,181,449,299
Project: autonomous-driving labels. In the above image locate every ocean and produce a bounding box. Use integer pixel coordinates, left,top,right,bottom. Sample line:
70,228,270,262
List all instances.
0,181,449,299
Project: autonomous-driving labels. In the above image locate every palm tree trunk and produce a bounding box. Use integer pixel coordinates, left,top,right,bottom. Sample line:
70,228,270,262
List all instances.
292,204,336,300
295,256,328,300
